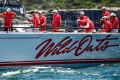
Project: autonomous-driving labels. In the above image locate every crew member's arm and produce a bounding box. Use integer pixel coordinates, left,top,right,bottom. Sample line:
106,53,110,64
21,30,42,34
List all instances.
0,12,6,17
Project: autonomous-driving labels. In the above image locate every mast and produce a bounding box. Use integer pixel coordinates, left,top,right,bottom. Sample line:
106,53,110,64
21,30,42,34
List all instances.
3,0,7,6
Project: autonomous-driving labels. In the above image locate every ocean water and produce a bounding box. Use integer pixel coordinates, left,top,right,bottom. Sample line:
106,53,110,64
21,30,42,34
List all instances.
0,64,120,80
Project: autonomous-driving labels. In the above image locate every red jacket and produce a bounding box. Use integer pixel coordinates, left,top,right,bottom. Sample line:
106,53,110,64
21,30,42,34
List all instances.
103,20,112,32
1,11,15,27
111,17,119,28
79,19,88,27
39,15,46,26
39,15,46,31
52,14,61,30
31,15,40,28
102,10,110,17
102,10,110,21
85,20,94,33
77,16,88,27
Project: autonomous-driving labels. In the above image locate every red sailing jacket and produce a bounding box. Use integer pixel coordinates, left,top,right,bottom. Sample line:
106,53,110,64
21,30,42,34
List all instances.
39,15,46,31
52,14,61,32
77,16,88,27
103,20,112,32
102,10,110,20
111,17,119,28
79,19,88,27
1,11,15,27
85,20,94,33
31,15,40,28
102,10,110,17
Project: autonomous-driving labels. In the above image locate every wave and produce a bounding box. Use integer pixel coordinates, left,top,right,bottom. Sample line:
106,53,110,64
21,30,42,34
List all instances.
0,64,120,80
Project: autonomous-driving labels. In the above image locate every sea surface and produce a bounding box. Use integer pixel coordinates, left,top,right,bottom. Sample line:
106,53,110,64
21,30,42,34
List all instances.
0,64,120,80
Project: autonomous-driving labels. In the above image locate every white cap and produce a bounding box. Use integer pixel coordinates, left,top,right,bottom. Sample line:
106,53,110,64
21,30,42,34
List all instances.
102,7,106,10
52,10,58,13
110,13,116,16
102,16,108,19
80,11,85,15
39,11,42,14
6,8,11,12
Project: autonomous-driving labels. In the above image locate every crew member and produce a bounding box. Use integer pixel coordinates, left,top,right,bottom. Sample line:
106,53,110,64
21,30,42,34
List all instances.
1,8,16,32
29,11,40,31
39,11,46,32
100,7,110,28
100,16,112,33
52,10,61,32
77,11,88,32
101,7,110,19
110,13,119,33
